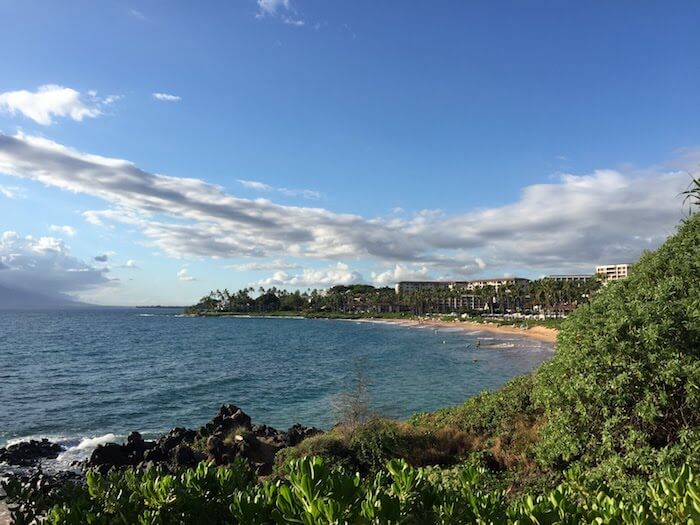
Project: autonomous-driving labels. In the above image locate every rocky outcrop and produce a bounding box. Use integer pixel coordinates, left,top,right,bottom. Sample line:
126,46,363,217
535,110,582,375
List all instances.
86,404,322,475
0,439,63,467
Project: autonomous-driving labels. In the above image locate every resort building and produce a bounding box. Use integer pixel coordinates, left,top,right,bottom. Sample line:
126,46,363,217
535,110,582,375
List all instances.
394,277,530,296
452,277,531,292
595,264,632,281
545,274,593,282
394,281,450,295
395,277,530,312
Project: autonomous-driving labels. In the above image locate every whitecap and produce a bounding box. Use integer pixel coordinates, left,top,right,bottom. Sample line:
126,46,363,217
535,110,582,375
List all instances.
75,433,120,450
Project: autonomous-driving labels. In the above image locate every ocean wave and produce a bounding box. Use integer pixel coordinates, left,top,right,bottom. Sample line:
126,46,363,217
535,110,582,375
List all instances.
4,434,70,448
54,434,124,469
75,433,120,450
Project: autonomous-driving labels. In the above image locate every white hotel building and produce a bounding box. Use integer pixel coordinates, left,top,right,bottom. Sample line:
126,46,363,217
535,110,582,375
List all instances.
595,264,632,281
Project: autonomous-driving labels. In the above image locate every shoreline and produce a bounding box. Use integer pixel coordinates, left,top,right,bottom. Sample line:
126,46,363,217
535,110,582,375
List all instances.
195,311,559,344
359,318,558,344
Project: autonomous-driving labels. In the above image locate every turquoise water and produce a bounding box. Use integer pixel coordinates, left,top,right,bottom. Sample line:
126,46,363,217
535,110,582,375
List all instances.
0,308,552,452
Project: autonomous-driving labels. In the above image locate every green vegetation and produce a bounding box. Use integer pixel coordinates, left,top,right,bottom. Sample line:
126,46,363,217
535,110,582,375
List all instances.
274,420,476,476
5,457,699,524
185,277,602,319
534,212,700,491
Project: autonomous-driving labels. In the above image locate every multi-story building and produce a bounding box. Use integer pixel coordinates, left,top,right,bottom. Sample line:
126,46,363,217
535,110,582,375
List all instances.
452,277,530,292
395,277,530,312
394,281,451,295
545,274,592,282
595,264,631,281
395,277,529,296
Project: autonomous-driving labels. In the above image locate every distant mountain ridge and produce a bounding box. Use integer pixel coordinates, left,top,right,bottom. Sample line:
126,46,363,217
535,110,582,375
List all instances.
0,284,90,309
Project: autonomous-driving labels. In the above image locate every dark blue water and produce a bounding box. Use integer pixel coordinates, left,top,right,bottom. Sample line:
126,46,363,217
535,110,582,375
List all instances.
0,308,552,453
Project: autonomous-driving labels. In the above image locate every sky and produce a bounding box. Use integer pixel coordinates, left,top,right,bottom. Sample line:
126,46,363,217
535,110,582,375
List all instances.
0,0,698,306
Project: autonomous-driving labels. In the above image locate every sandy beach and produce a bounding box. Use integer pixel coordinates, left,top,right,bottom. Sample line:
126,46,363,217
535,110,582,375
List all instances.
367,318,558,344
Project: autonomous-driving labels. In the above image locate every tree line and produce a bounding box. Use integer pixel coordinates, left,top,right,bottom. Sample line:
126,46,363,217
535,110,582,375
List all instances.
187,278,604,317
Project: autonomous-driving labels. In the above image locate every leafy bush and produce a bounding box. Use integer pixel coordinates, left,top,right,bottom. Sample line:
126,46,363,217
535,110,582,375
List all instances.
5,457,700,524
277,419,477,476
534,214,700,489
411,374,539,438
274,432,357,474
410,375,543,474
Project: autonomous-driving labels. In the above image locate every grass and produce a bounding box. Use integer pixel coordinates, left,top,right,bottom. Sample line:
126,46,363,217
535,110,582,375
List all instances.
274,419,478,476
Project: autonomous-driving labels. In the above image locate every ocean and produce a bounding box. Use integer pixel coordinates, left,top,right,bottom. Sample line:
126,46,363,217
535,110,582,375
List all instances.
0,308,552,466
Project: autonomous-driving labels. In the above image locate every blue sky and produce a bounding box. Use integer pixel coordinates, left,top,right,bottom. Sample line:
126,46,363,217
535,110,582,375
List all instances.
0,1,698,305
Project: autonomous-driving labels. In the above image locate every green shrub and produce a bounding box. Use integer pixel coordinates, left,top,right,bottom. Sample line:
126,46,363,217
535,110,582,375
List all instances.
5,457,700,524
277,420,477,477
274,431,357,474
411,374,539,437
534,214,700,489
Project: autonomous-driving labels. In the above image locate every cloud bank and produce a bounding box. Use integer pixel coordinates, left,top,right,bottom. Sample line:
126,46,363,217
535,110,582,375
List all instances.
0,231,110,298
0,132,693,288
258,262,363,287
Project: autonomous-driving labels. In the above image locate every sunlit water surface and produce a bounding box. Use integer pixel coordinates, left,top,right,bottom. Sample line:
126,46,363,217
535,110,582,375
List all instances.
0,308,552,467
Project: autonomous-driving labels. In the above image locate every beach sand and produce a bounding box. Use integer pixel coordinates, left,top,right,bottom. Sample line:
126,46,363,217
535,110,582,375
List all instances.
369,318,558,344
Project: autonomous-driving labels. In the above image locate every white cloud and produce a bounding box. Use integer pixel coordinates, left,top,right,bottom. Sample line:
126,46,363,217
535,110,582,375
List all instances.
177,268,195,281
258,262,363,288
0,132,693,281
0,231,110,297
227,259,301,272
49,224,77,237
125,259,138,268
0,85,115,125
129,8,147,20
256,0,304,26
152,92,181,102
0,184,25,199
371,264,432,286
257,0,289,16
238,179,321,199
238,179,271,191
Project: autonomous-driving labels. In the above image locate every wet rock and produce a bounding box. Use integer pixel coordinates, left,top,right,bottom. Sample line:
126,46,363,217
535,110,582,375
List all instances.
82,404,323,475
143,447,166,463
89,443,129,472
157,428,195,454
2,470,83,523
209,404,252,433
0,439,63,467
252,424,282,439
206,435,224,464
171,444,198,468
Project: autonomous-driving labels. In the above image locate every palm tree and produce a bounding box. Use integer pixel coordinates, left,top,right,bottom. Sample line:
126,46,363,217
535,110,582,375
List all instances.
681,173,700,212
